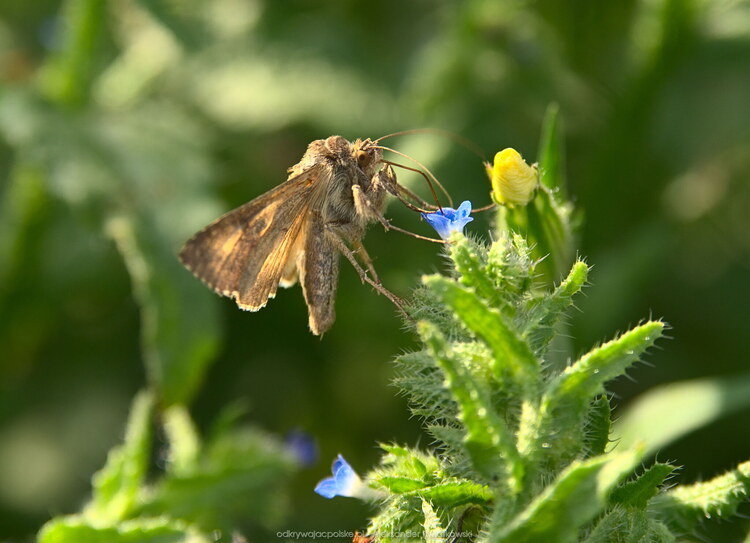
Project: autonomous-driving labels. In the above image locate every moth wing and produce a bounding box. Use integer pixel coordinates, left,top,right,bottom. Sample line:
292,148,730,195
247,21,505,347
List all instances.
179,165,325,310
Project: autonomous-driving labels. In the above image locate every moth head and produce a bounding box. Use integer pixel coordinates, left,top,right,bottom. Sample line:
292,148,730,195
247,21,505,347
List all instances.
352,138,382,174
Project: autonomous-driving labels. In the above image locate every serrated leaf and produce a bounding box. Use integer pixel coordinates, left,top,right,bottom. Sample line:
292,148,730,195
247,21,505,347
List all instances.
557,321,664,399
585,395,612,458
610,463,675,508
449,237,505,311
423,275,539,390
582,507,675,543
522,260,588,355
379,477,427,493
493,448,642,543
525,322,663,462
651,460,750,533
368,495,423,543
38,515,211,543
418,321,524,493
84,391,154,522
422,500,445,543
613,373,750,454
412,480,493,508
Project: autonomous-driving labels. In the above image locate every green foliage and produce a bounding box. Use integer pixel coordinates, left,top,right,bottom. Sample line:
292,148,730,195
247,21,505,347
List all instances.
38,517,211,543
652,460,750,534
84,391,154,522
377,232,666,542
359,116,750,540
0,87,222,406
37,391,299,542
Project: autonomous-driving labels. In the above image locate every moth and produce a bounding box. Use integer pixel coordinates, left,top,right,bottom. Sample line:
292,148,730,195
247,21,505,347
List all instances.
179,135,412,336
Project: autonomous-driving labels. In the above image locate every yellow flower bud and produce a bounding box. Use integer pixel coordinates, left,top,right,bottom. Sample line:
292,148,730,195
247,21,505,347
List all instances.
486,148,539,207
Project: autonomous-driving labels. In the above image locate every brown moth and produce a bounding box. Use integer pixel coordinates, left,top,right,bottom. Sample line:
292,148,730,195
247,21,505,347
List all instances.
179,135,405,336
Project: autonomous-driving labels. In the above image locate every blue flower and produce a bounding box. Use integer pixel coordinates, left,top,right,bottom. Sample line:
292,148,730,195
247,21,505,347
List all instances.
315,454,370,499
421,200,474,240
285,429,318,467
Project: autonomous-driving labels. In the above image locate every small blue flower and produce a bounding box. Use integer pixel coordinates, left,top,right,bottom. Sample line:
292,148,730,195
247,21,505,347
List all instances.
421,200,474,240
315,454,368,499
285,429,318,467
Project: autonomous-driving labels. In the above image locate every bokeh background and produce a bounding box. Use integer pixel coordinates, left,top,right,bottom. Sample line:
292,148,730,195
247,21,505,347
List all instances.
1,0,749,541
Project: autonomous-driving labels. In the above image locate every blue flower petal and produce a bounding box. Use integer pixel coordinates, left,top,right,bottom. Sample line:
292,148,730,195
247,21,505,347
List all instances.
421,201,474,240
456,200,472,218
314,477,340,499
314,454,361,499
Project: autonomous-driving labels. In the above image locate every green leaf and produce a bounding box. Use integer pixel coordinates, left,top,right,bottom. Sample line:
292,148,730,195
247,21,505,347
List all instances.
610,463,675,508
558,322,664,399
526,187,574,282
522,260,588,356
379,477,428,493
376,444,439,482
583,507,675,543
422,500,445,543
652,460,750,533
412,480,493,508
138,427,296,530
525,322,663,462
493,448,643,543
485,234,535,300
537,103,566,192
162,405,201,475
38,516,211,543
449,236,505,312
106,214,221,405
584,395,612,458
84,391,154,522
613,373,750,454
418,321,524,493
38,0,106,107
423,274,539,390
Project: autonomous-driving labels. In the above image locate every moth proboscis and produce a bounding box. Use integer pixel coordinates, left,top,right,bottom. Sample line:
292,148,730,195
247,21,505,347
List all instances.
179,135,432,336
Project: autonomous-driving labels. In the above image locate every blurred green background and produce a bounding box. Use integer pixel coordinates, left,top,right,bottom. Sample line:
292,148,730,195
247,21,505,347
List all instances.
1,0,749,541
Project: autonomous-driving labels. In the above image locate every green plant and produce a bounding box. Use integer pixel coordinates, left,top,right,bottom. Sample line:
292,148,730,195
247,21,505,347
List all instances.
315,108,750,543
37,392,299,542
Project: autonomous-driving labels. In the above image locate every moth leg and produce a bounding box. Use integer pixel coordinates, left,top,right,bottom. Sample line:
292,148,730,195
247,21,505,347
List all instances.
326,229,407,317
352,183,391,232
350,238,379,284
354,178,446,245
376,163,441,212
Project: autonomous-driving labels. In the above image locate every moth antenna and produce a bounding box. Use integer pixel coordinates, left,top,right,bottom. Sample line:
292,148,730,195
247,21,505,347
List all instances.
372,144,454,208
374,128,486,160
381,159,443,212
472,202,498,213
